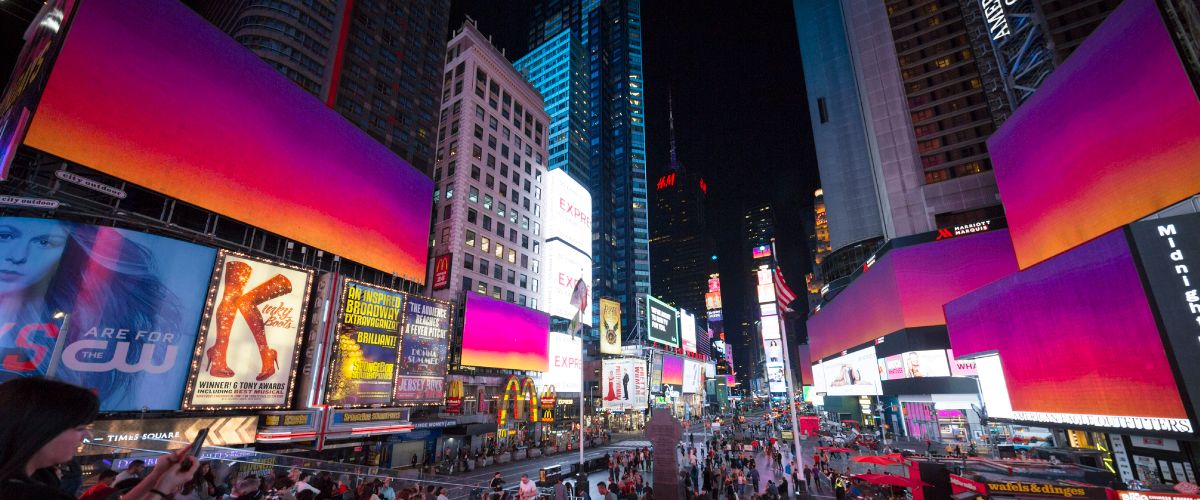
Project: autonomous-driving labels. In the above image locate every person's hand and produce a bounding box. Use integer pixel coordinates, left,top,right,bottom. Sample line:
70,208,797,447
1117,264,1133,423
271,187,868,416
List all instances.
153,449,197,493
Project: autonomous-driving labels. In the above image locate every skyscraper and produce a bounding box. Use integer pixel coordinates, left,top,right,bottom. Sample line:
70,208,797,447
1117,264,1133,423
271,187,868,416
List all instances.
806,189,830,313
514,29,591,188
528,0,650,337
426,20,549,315
793,0,1120,288
650,100,716,324
188,0,449,175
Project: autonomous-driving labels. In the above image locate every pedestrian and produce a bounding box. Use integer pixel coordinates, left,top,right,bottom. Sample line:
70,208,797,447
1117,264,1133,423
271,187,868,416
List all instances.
490,472,506,494
778,476,790,499
517,474,538,500
0,378,197,500
77,470,118,500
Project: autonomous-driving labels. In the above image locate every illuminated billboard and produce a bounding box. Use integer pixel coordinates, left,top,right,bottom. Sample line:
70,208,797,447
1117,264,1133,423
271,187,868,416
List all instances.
760,316,780,340
602,358,647,410
752,245,772,259
396,295,452,403
646,296,679,347
766,363,787,394
679,309,697,354
945,230,1192,434
544,169,592,256
534,333,582,393
461,293,550,371
682,359,702,394
545,240,592,325
806,230,1017,359
0,217,215,411
987,0,1200,270
0,0,78,179
324,280,406,406
660,355,684,395
599,298,622,354
820,346,881,396
763,338,784,365
23,0,433,281
431,254,451,291
704,291,722,311
756,283,775,304
185,252,314,410
876,350,951,381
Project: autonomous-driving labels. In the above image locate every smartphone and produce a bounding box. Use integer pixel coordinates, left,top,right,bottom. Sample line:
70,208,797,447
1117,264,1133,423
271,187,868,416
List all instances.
180,427,209,471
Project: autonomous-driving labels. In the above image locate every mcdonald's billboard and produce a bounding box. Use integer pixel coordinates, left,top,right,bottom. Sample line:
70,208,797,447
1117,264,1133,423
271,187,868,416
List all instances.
431,254,451,290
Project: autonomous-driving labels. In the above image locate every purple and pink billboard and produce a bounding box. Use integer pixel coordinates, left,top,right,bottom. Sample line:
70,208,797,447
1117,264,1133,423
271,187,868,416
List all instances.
806,230,1017,360
460,293,549,371
20,0,432,281
988,0,1200,270
945,230,1191,433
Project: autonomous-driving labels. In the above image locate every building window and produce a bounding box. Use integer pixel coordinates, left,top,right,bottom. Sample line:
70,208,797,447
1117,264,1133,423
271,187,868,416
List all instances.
483,195,493,210
530,278,539,293
468,186,479,203
472,144,482,160
507,249,516,264
464,253,474,270
481,236,490,253
520,274,528,288
483,215,492,231
506,290,515,302
506,270,515,284
479,258,489,275
494,243,504,259
445,183,454,199
817,97,829,123
467,208,477,224
463,276,472,291
492,286,501,299
471,165,481,180
476,280,487,294
465,230,476,247
493,263,502,280
441,205,451,221
531,260,539,274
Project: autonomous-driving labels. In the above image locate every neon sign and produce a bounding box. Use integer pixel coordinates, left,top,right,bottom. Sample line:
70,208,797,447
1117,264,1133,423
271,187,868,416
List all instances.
656,172,676,190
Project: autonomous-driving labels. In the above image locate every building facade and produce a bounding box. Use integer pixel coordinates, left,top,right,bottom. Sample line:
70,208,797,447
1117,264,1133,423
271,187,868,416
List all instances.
426,21,550,316
528,0,650,336
188,0,449,175
806,189,830,313
514,29,592,189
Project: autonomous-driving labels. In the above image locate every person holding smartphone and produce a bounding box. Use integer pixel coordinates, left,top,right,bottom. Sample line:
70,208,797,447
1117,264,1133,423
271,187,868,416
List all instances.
0,378,198,500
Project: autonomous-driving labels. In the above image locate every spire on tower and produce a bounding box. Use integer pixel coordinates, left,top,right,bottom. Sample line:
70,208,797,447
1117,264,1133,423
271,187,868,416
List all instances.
669,92,680,170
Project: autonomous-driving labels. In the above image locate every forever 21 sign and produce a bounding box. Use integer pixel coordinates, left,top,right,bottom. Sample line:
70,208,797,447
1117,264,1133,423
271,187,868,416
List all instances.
1129,213,1200,427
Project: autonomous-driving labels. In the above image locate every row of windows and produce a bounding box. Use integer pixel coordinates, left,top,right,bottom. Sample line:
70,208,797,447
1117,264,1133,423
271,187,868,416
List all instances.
245,0,334,36
233,15,329,57
461,276,537,309
238,35,325,77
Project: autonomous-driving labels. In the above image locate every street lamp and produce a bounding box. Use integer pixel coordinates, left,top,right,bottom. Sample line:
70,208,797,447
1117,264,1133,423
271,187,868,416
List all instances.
45,311,70,379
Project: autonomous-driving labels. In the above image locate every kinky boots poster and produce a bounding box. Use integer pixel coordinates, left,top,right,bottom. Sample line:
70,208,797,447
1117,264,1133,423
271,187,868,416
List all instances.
185,251,313,409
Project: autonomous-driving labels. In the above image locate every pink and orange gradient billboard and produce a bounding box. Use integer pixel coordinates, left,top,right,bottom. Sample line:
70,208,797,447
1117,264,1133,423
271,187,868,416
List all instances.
21,0,432,281
806,230,1017,360
660,355,684,391
460,293,550,372
988,0,1200,270
945,230,1191,431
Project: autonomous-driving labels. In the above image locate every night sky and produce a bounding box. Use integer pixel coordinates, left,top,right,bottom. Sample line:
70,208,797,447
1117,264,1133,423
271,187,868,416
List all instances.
0,0,820,383
448,0,820,380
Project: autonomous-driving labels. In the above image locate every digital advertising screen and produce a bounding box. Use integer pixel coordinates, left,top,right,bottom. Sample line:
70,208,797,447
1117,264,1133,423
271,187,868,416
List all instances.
646,296,679,347
760,316,781,340
602,358,647,410
1128,213,1200,425
660,354,684,395
806,230,1017,360
0,0,78,179
460,293,549,371
0,217,215,411
324,280,405,406
185,251,313,409
649,352,663,393
987,0,1200,270
599,298,622,355
534,332,582,393
821,346,881,396
763,338,785,365
878,350,951,380
544,169,592,256
682,359,701,394
545,240,591,325
395,295,452,403
945,230,1192,434
23,0,433,281
767,363,787,394
679,309,697,354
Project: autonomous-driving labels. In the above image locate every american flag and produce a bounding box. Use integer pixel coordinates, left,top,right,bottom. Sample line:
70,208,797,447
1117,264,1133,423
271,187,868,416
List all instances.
774,265,797,314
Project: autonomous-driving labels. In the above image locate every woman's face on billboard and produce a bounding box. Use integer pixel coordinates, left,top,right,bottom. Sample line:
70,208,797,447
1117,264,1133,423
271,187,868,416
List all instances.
0,219,69,295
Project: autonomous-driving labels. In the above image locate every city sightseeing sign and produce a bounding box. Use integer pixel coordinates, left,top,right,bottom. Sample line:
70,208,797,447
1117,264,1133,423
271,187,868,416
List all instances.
978,0,1014,41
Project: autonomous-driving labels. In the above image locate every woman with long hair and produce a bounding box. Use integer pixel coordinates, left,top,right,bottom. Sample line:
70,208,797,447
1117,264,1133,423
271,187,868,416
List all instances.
0,377,196,499
176,462,217,500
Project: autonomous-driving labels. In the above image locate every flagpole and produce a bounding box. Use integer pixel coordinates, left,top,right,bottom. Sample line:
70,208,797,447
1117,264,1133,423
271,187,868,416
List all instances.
771,238,805,482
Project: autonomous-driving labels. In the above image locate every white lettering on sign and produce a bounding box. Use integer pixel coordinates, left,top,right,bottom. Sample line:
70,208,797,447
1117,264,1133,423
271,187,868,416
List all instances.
1009,411,1193,434
1155,224,1200,332
979,0,1012,40
559,197,590,227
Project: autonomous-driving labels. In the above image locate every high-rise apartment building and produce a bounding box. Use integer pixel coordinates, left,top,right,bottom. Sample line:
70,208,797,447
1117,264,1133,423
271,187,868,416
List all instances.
514,29,591,188
188,0,449,175
649,105,716,323
426,21,549,315
528,0,650,335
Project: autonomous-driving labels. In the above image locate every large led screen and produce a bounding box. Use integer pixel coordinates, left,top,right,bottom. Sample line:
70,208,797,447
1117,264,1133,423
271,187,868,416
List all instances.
544,169,592,256
185,252,313,409
646,296,679,347
396,295,452,403
545,240,592,325
534,332,582,393
602,358,647,410
460,293,549,371
821,346,881,396
987,0,1200,270
324,280,405,406
0,217,215,411
23,0,433,281
806,230,1017,359
945,231,1192,434
660,354,684,394
679,309,697,354
1127,213,1200,427
682,359,702,394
